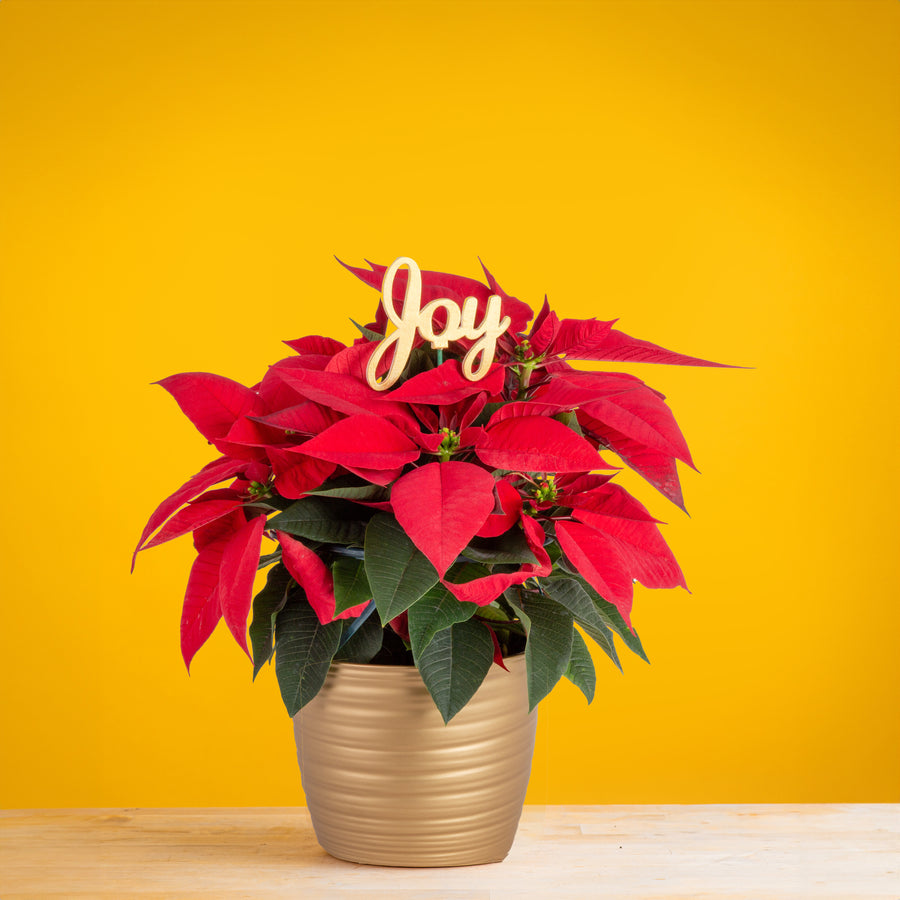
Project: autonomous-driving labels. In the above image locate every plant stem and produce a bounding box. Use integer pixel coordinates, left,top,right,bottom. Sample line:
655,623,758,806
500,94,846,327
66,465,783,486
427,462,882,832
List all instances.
516,363,534,399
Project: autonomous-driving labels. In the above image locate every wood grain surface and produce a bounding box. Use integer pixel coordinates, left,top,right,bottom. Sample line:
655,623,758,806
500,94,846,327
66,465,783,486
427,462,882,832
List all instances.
1,805,897,899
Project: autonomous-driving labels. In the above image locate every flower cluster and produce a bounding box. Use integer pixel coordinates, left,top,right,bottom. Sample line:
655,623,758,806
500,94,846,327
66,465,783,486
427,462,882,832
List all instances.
136,259,727,721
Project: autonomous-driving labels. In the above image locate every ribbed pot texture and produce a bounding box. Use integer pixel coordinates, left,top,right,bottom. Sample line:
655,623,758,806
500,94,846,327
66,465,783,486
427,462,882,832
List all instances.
293,653,537,867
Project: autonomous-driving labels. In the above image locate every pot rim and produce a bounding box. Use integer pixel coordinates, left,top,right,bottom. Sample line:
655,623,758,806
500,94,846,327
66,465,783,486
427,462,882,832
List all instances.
327,650,526,675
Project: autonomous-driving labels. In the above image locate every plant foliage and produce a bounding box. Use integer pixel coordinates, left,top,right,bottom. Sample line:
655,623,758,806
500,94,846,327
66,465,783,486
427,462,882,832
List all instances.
136,258,731,721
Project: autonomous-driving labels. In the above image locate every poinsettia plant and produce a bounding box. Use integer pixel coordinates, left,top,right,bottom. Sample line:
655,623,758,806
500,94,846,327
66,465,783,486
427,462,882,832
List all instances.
135,257,729,723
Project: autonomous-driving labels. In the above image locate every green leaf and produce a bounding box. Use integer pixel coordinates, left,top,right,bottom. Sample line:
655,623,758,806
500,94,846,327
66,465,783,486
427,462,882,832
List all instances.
540,577,611,634
545,540,562,566
350,319,384,342
403,346,438,380
495,592,521,622
564,629,596,703
268,497,367,545
364,514,439,623
505,588,574,711
462,530,538,565
334,608,384,663
407,582,478,659
553,409,585,437
249,565,291,679
252,494,292,512
473,602,526,633
474,603,512,623
415,618,494,723
476,402,505,426
273,597,342,716
570,574,649,663
444,559,491,583
257,550,283,569
576,617,621,671
332,556,373,615
541,576,622,669
307,483,389,502
554,552,579,576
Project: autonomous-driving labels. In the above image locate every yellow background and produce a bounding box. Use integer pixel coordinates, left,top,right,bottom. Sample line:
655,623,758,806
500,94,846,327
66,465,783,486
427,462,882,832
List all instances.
1,0,898,807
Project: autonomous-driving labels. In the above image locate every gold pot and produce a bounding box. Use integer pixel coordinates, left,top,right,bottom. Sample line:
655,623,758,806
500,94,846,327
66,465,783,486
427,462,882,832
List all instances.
293,653,537,867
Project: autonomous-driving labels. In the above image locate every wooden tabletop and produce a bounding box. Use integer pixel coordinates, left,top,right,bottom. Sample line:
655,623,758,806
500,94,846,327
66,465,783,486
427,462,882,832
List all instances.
1,805,897,899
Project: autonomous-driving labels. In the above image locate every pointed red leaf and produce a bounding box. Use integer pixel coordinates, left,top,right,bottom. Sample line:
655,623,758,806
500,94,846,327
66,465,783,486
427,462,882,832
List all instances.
243,460,271,485
259,356,329,410
518,513,552,573
252,402,341,438
532,370,651,406
272,353,332,373
408,403,440,431
441,562,547,606
443,514,551,605
384,413,444,453
586,327,734,367
442,571,519,605
387,360,504,405
343,602,372,618
484,623,510,671
192,508,246,550
392,461,495,577
351,498,394,512
411,430,446,453
218,514,267,657
564,483,661,521
521,513,553,572
300,414,420,470
476,479,523,538
552,317,617,358
194,486,245,502
453,393,488,432
339,463,406,487
458,425,486,448
556,472,616,496
577,410,686,510
581,387,694,467
527,299,561,356
475,416,604,473
284,335,346,356
212,423,270,463
133,456,244,569
155,373,258,442
573,509,686,591
324,340,400,385
268,365,371,416
270,365,413,420
539,358,576,377
478,260,535,335
143,498,243,550
486,400,572,426
268,448,336,499
222,415,287,451
324,341,378,380
276,531,342,625
389,611,410,643
180,540,227,671
555,520,635,626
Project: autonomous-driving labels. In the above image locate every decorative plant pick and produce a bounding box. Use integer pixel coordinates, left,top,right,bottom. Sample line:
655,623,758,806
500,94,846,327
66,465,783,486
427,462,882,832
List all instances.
366,256,511,390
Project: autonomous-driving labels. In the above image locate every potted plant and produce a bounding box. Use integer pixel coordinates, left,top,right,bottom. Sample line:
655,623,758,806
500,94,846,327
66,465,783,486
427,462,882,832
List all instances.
135,256,729,866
